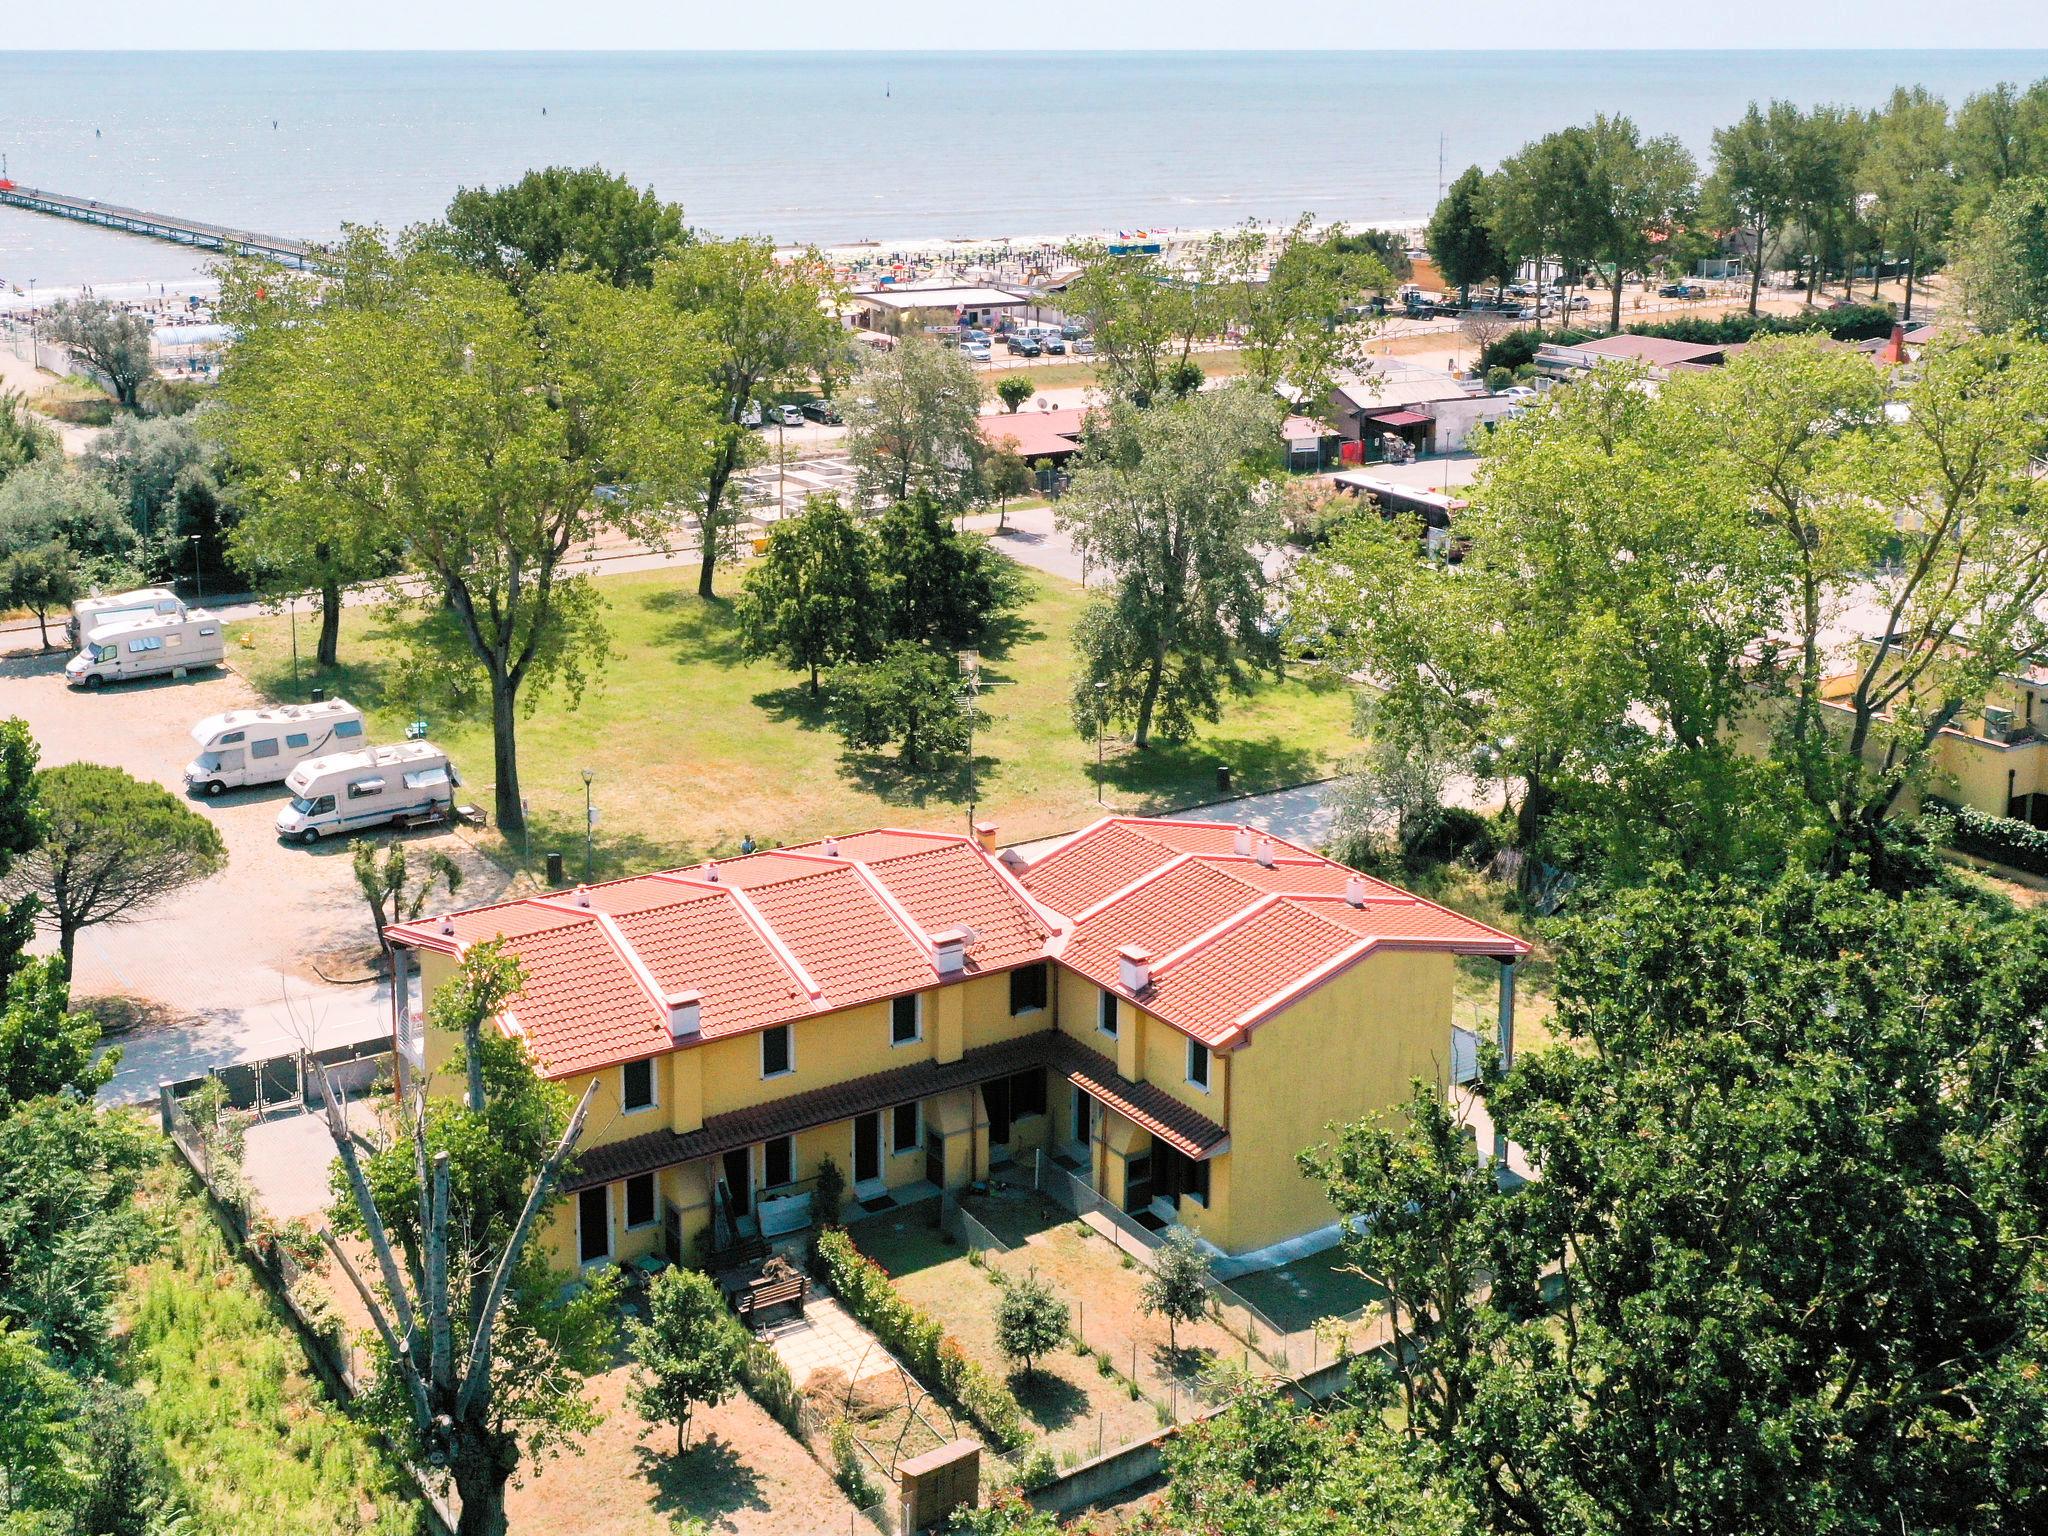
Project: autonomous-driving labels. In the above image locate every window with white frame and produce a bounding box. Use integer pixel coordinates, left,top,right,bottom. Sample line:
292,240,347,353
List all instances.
891,993,921,1046
621,1057,656,1112
761,1024,793,1078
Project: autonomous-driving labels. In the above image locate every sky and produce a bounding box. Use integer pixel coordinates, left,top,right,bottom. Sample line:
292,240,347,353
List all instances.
7,1,2048,52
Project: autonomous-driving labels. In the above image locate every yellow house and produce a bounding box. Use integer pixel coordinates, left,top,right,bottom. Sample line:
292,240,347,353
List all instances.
1815,644,2048,826
385,818,1526,1275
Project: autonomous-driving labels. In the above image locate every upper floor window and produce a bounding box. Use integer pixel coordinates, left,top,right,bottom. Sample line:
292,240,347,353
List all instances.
761,1024,793,1079
1186,1039,1211,1092
1097,988,1119,1038
891,994,921,1046
1009,962,1048,1015
622,1057,656,1112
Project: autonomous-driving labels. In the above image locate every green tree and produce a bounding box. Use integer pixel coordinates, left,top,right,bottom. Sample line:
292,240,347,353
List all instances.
734,494,881,697
82,412,215,551
995,375,1035,414
1058,385,1282,749
352,839,464,972
1330,226,1413,280
318,941,613,1536
1425,165,1505,304
1952,77,2048,214
0,541,81,651
0,390,59,481
1863,85,1956,321
73,1384,180,1536
1704,100,1802,314
1137,1226,1210,1359
828,643,986,771
42,298,151,410
0,719,40,994
7,763,227,969
222,256,701,832
1784,103,1865,300
0,458,135,573
628,1266,746,1456
652,237,844,598
993,1269,1069,1380
436,165,686,290
0,1097,154,1365
0,955,115,1112
983,436,1031,531
1486,127,1597,308
1058,240,1224,405
1953,175,2048,338
873,495,1021,651
1578,114,1699,331
0,1322,80,1522
1222,215,1390,404
843,337,985,511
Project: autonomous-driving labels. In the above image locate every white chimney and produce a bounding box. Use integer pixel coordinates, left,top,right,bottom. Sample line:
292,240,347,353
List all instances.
666,988,702,1039
1232,824,1251,857
823,837,840,857
931,926,971,977
439,914,455,937
1255,837,1276,868
704,863,720,883
575,884,591,907
1118,944,1152,992
1345,874,1368,907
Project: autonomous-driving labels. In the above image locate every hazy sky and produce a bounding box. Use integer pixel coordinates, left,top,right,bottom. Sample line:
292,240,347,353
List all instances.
9,1,2048,52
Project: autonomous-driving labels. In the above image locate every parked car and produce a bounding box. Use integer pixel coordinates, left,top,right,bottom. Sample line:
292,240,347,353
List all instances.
1005,334,1041,356
777,404,804,428
740,400,764,428
800,399,841,425
1040,332,1066,354
963,340,992,362
1071,336,1095,356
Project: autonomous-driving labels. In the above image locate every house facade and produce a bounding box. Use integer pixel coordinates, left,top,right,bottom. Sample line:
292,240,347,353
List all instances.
386,818,1525,1275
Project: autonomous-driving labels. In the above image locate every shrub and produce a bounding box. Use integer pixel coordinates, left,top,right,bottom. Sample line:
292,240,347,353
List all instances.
1484,366,1514,392
1927,796,2048,876
1014,1447,1060,1491
740,1338,805,1440
830,1417,880,1507
1406,804,1499,868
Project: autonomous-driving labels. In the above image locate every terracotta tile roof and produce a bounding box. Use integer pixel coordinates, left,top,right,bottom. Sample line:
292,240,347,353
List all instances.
1025,817,1527,1048
387,829,1055,1080
563,1031,1225,1190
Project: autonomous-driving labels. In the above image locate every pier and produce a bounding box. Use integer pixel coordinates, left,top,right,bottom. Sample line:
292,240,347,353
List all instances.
0,181,319,269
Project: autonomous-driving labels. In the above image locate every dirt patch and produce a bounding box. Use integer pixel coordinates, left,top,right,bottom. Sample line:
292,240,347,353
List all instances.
80,994,183,1037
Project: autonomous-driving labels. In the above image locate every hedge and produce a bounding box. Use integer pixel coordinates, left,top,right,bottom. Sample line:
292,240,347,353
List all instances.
1926,796,2048,876
1476,302,1898,373
813,1228,1028,1448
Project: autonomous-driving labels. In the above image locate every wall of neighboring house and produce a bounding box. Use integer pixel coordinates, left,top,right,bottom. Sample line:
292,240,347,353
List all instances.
1222,948,1455,1254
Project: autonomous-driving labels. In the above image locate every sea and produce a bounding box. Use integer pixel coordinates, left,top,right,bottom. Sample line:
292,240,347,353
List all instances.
5,49,2048,290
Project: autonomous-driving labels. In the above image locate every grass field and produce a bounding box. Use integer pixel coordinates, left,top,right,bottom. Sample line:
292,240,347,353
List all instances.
119,1156,423,1536
232,564,1358,877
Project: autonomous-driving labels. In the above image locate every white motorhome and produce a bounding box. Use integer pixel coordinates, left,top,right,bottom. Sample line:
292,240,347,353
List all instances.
275,742,459,845
184,699,367,795
67,587,184,647
65,611,225,689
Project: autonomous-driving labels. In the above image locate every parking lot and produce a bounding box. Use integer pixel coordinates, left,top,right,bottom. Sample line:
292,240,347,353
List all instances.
0,646,512,1102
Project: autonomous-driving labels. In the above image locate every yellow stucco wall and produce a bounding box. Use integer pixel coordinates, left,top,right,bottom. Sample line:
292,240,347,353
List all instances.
1220,948,1456,1254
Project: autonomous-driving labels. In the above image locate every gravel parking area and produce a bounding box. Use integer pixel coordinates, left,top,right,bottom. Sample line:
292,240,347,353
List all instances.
0,648,512,1102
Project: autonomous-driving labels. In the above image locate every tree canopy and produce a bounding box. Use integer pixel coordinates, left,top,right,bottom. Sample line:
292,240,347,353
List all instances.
842,337,986,511
435,164,686,289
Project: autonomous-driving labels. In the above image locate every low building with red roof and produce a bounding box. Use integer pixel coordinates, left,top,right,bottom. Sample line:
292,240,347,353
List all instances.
387,817,1525,1272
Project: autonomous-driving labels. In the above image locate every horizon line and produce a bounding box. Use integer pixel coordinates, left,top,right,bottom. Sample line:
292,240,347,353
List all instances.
8,44,2048,55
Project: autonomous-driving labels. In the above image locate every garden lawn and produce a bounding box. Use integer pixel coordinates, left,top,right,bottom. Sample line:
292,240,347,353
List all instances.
850,1203,1160,1466
1226,1247,1384,1337
118,1156,423,1536
232,564,1356,877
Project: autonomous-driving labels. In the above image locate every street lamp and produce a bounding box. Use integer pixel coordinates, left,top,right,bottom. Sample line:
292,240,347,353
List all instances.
581,769,596,882
188,535,203,603
288,592,299,694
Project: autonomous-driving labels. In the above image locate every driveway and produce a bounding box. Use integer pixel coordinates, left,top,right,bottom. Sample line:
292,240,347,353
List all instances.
0,651,512,1104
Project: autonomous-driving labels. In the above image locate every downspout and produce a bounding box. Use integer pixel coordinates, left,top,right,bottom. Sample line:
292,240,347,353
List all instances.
1495,959,1517,1181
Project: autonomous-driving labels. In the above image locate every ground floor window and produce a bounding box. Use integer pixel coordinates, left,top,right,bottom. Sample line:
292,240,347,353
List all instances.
624,1172,657,1229
1152,1144,1210,1208
577,1186,609,1264
763,1134,795,1191
892,1101,921,1155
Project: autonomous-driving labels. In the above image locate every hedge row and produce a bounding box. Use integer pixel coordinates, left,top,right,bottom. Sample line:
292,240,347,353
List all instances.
1927,796,2048,876
1477,302,1898,373
813,1227,1028,1448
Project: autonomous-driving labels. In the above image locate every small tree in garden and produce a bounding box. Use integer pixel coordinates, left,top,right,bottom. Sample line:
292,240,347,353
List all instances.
829,643,988,771
984,439,1032,531
995,1269,1070,1380
629,1267,746,1456
812,1154,847,1230
733,494,881,698
996,376,1035,414
1140,1228,1212,1358
352,839,464,971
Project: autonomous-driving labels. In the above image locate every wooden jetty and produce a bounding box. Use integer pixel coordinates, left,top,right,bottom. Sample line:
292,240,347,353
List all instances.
0,181,318,269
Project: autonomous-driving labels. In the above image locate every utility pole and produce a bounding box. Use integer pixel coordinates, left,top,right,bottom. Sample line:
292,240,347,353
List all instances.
581,769,596,882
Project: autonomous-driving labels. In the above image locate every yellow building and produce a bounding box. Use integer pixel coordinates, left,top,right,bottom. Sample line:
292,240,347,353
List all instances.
386,819,1526,1276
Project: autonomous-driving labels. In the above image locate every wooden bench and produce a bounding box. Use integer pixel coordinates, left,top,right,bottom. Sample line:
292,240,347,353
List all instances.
737,1273,808,1328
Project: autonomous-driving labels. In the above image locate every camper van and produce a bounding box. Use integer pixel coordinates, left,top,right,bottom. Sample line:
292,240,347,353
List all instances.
67,587,184,647
65,611,225,689
275,742,458,845
184,699,367,796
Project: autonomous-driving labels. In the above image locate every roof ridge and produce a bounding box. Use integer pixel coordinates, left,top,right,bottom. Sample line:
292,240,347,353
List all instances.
842,859,939,958
644,874,825,1002
1151,892,1287,978
1069,850,1200,925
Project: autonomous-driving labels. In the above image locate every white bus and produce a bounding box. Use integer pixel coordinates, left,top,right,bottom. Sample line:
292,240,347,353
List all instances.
65,612,225,689
275,742,459,845
184,699,368,796
67,587,184,647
